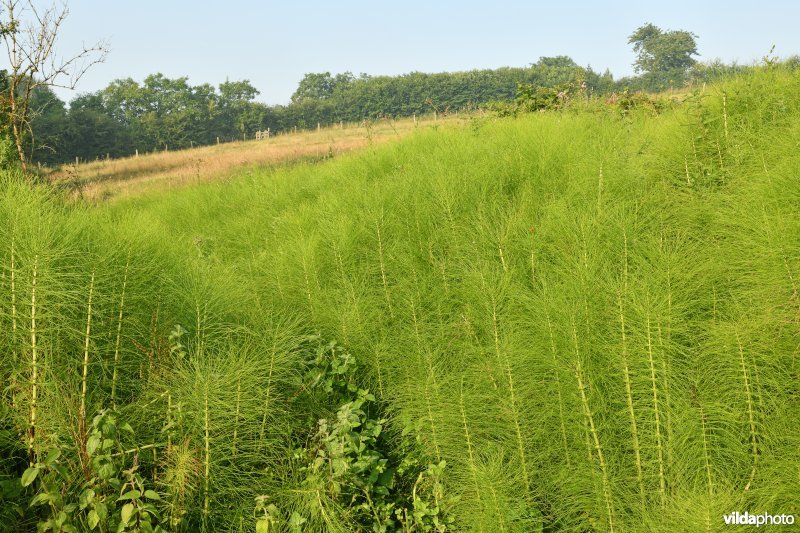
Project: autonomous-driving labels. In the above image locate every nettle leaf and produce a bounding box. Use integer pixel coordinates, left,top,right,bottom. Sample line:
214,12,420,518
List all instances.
143,489,161,500
21,467,39,487
120,503,135,524
289,512,307,529
86,434,101,456
118,489,141,501
255,518,270,533
79,488,96,509
87,509,100,530
97,461,115,480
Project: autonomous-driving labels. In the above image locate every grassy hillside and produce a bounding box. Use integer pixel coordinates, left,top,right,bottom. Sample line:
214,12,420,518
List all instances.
1,67,799,532
44,113,460,203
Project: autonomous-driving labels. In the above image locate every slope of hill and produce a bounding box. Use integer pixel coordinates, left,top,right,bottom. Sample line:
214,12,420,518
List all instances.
44,113,459,203
1,67,799,532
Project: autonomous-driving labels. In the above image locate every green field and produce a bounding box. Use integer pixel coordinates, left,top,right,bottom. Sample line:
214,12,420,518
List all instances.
1,67,799,532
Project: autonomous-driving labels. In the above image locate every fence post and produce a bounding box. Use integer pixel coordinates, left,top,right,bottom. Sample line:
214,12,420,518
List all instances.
135,149,139,158
317,122,321,132
217,137,220,145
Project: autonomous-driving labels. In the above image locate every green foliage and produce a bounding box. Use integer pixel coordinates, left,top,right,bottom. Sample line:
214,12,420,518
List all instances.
0,70,20,170
628,22,699,90
281,338,457,532
21,409,165,532
0,130,17,169
605,88,666,116
24,51,800,167
3,66,800,532
492,81,581,116
30,57,615,166
291,72,355,103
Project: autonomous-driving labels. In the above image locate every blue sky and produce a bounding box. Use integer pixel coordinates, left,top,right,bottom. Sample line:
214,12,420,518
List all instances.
27,0,800,105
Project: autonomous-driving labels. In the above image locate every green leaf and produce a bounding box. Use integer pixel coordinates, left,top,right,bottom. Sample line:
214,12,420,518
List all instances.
44,448,61,466
95,501,108,521
289,512,306,529
143,489,160,500
118,489,141,501
86,434,101,456
20,467,39,487
256,518,270,533
120,503,134,524
29,492,51,506
79,488,95,509
141,502,159,517
87,509,100,530
54,464,69,479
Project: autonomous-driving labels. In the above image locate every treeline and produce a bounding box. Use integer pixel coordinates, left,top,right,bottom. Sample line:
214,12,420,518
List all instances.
13,56,603,165
12,55,788,166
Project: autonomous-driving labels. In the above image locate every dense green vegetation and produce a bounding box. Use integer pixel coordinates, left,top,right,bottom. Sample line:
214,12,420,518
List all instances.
8,53,784,168
2,66,800,531
12,56,605,166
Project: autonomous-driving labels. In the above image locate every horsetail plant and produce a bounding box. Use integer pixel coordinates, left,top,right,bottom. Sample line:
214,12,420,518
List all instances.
111,251,130,407
28,255,39,466
79,270,95,425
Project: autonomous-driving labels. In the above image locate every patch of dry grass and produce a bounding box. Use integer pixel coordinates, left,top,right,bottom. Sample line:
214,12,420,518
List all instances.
46,114,464,202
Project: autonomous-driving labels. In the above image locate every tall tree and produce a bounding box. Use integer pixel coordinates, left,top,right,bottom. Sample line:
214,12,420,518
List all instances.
0,0,107,173
628,23,698,89
218,79,259,138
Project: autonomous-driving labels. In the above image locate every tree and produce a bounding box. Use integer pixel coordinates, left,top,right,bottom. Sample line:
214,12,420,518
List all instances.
27,84,67,165
0,68,16,167
218,79,259,138
0,0,107,173
64,92,130,161
291,72,354,103
628,23,698,89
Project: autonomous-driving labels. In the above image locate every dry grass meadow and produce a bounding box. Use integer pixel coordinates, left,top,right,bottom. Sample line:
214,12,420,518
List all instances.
45,114,464,202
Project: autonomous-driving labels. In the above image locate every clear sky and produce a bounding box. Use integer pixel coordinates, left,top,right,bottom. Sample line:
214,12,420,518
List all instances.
17,0,800,105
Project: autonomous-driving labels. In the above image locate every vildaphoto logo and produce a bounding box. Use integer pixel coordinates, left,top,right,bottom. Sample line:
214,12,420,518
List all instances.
723,511,795,527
